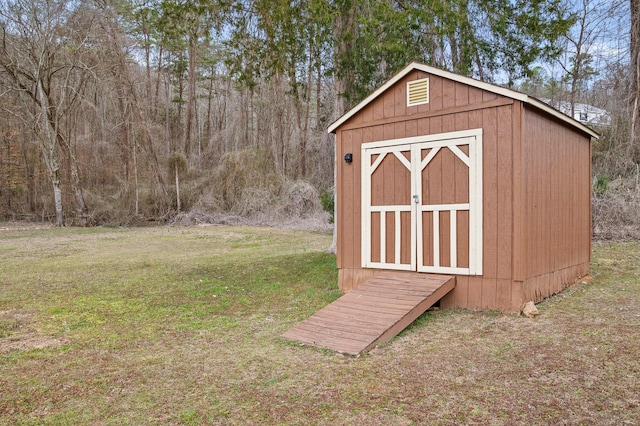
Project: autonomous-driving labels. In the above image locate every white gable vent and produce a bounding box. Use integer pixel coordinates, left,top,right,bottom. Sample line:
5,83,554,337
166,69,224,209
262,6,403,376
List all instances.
407,78,429,107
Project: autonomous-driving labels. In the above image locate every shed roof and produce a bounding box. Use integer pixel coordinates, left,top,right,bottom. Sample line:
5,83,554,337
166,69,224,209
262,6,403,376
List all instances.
327,62,599,139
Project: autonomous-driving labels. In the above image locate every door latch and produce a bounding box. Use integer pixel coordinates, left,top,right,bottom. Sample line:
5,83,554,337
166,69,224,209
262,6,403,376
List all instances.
413,195,419,204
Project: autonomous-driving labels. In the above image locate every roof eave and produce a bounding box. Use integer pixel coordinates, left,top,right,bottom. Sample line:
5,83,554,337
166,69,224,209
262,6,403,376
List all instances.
527,98,600,140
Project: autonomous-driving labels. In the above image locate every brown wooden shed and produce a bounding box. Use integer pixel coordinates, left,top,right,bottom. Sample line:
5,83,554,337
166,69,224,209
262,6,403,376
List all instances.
327,62,598,313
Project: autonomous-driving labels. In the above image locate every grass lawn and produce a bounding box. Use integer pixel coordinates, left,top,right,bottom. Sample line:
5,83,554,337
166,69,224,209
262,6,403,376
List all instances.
0,225,639,425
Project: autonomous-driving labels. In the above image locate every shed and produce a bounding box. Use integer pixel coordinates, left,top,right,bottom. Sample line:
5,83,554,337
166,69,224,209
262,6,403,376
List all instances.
327,62,598,313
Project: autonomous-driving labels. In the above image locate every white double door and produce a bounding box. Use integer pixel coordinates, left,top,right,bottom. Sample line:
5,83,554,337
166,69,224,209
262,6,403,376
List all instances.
361,129,483,275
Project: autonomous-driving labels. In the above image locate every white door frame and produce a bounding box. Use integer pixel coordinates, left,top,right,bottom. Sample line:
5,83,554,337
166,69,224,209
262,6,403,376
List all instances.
361,128,483,275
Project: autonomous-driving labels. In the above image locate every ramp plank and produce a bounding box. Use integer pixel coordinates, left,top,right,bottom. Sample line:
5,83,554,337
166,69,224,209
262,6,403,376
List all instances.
282,273,455,355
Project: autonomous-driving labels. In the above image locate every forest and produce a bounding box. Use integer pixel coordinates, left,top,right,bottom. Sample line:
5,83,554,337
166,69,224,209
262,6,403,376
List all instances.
0,0,637,237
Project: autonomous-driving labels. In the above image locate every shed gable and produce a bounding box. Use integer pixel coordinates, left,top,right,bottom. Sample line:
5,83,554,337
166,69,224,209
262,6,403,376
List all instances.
336,70,509,138
328,62,598,140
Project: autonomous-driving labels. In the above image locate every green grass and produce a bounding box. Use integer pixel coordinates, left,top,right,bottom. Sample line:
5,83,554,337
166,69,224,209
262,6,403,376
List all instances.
1,226,639,425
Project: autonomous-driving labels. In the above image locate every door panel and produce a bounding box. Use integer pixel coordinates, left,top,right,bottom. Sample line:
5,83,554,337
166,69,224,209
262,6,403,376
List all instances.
362,129,483,275
363,144,414,271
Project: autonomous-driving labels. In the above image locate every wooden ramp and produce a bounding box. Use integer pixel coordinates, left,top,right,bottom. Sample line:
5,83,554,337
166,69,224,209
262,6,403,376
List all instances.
282,273,455,355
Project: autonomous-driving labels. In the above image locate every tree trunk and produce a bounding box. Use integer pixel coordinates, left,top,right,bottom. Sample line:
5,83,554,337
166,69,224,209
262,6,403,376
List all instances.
175,162,181,212
133,134,139,216
57,134,88,225
631,0,640,162
184,40,197,161
36,79,64,226
205,63,215,156
52,170,64,227
329,1,356,253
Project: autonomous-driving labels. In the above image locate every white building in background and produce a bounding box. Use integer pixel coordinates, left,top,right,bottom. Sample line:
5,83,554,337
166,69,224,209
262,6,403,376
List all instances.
539,98,611,127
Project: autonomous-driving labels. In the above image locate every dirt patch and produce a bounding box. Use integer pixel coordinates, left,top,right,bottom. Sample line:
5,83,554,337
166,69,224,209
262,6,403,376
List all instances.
171,210,333,232
0,221,53,231
0,309,68,354
0,336,69,354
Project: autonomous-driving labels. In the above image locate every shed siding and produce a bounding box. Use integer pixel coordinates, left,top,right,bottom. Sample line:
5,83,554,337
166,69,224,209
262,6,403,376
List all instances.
521,107,591,302
336,71,524,311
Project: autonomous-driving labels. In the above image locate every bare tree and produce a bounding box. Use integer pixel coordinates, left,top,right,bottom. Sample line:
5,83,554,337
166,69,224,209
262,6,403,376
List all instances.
0,0,91,226
97,2,171,216
631,0,640,162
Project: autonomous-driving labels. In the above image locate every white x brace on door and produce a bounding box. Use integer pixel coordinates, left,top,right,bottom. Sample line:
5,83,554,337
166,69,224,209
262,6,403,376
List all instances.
361,129,483,275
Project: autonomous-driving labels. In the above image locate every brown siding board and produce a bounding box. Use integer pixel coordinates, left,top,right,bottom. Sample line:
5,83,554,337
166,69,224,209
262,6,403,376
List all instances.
455,275,469,307
481,278,497,310
511,281,524,312
549,125,558,272
496,105,513,280
337,268,346,292
440,274,468,309
482,89,497,102
455,82,469,107
512,102,525,282
455,110,469,132
417,117,429,136
371,212,381,263
443,112,456,133
581,134,591,266
454,146,470,204
342,129,357,269
581,134,590,266
442,78,456,109
440,211,451,267
353,128,363,269
495,279,512,311
371,124,383,142
567,127,575,270
423,211,434,266
383,123,395,140
401,211,411,264
363,125,374,143
384,88,395,118
469,85,483,104
534,122,545,276
559,126,568,270
336,131,343,270
381,154,394,206
394,81,407,117
469,108,483,131
385,213,395,264
467,276,482,309
430,115,443,134
523,110,536,277
441,148,456,204
395,120,407,139
431,75,444,110
372,96,384,121
482,107,498,281
539,119,549,275
457,210,470,268
336,130,347,269
361,98,374,123
424,148,441,205
406,119,418,137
